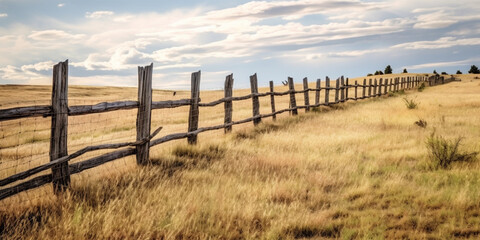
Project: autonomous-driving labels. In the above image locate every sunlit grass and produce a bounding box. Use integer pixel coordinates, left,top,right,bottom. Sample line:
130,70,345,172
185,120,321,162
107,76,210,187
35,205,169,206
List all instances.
1,74,480,239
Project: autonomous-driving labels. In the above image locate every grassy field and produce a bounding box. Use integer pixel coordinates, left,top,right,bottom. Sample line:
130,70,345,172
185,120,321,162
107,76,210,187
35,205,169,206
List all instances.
1,74,480,239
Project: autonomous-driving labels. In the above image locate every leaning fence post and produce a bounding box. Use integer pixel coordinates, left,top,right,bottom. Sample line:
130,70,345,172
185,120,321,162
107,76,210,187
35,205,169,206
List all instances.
188,71,201,144
389,78,393,92
224,74,234,133
50,60,70,193
269,81,276,120
288,77,298,115
315,79,321,106
250,73,261,125
325,76,330,105
136,63,153,165
303,77,310,112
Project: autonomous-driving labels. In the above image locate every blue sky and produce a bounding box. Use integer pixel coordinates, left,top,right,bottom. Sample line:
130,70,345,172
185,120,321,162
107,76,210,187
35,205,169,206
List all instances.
0,0,479,90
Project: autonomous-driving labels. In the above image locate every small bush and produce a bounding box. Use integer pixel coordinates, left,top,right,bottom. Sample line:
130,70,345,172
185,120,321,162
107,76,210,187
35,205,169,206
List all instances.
456,70,462,74
426,133,477,169
414,119,427,128
403,97,418,109
417,82,426,92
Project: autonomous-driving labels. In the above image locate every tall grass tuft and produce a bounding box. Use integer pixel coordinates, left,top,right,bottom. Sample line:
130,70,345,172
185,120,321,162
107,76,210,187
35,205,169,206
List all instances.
426,132,477,169
403,97,418,109
417,83,426,92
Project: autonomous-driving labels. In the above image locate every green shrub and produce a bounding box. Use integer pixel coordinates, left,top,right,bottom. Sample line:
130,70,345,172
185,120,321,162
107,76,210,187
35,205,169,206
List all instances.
403,97,418,109
426,133,477,169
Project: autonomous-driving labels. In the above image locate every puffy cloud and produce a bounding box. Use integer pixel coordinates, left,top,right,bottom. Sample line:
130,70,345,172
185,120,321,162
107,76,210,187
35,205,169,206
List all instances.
0,13,7,18
57,3,65,8
403,58,480,70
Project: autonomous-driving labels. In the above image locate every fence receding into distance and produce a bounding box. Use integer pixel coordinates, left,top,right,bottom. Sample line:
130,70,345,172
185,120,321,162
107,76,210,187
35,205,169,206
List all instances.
0,60,451,201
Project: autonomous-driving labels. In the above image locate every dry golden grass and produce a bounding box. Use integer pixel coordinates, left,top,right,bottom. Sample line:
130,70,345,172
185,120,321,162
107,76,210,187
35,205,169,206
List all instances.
1,73,480,239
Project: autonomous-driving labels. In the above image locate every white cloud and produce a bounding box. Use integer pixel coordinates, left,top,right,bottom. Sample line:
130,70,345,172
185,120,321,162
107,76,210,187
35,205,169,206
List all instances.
403,58,480,70
57,3,65,8
85,11,114,19
0,65,49,84
393,37,480,49
0,13,7,18
28,30,85,41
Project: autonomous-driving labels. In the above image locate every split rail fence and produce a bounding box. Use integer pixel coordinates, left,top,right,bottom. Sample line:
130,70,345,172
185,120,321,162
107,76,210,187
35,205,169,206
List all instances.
0,60,450,201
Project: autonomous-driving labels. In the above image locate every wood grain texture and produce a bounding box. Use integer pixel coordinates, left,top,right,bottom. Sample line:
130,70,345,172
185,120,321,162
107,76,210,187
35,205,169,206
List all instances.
269,81,276,121
50,60,70,193
250,74,261,125
303,78,310,112
224,74,234,133
136,63,153,165
188,71,201,144
288,77,298,115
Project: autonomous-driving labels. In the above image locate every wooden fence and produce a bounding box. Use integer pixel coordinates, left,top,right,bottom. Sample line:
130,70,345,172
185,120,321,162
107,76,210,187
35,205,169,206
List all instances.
0,60,450,200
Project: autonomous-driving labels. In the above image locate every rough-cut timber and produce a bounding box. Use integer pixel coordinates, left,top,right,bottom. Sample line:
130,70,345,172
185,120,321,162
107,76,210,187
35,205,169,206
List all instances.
345,77,349,101
269,81,276,120
0,105,51,122
188,71,201,144
50,60,70,193
335,78,339,103
315,79,321,105
250,74,261,125
136,63,153,165
362,79,366,98
303,78,310,112
288,77,298,115
325,76,330,105
224,74,234,133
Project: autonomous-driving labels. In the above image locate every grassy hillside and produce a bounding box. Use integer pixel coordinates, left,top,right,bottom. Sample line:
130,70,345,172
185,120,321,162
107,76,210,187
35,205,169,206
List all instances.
1,74,480,239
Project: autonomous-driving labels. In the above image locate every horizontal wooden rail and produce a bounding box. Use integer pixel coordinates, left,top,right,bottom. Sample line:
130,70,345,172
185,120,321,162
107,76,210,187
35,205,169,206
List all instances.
0,127,162,188
0,99,194,121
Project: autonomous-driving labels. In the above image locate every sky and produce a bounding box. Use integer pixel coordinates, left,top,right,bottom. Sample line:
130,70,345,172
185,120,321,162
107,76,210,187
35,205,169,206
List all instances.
0,0,479,90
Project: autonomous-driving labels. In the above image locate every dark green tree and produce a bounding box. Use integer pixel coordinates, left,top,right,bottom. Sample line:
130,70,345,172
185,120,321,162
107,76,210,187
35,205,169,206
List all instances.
374,70,384,75
403,68,408,73
433,70,438,75
384,65,393,74
469,65,480,74
456,70,462,74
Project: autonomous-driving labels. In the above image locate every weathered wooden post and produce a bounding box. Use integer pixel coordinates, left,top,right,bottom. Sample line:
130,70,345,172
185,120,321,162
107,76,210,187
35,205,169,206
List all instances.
368,79,372,97
389,78,393,92
384,78,388,94
345,77,349,101
315,79,321,106
136,63,153,165
303,77,310,112
373,79,378,97
187,71,201,144
362,79,366,98
340,76,345,102
335,78,339,103
250,73,261,125
269,81,276,120
325,76,330,105
354,80,358,100
378,78,383,96
50,60,70,193
288,77,298,115
224,74,234,133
